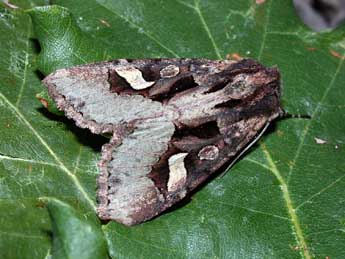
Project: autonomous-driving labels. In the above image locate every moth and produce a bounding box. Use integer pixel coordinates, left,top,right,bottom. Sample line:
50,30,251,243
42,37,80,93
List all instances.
43,58,283,226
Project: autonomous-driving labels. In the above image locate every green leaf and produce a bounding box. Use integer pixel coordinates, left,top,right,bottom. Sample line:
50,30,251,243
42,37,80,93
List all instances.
44,198,108,259
1,1,345,259
0,4,103,258
27,5,109,75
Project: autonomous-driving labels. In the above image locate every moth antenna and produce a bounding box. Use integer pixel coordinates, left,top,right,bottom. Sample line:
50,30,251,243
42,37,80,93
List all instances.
282,112,311,119
219,122,271,178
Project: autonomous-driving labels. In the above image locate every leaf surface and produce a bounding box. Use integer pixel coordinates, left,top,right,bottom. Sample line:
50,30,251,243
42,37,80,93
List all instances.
46,198,108,259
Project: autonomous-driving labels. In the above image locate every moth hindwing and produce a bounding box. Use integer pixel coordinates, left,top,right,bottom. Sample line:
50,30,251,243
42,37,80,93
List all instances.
43,58,282,226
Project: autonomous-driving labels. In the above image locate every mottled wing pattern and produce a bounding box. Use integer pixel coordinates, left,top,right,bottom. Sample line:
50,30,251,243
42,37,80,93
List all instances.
43,58,282,225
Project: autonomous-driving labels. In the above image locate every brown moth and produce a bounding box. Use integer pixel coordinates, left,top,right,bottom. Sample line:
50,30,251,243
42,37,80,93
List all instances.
43,58,283,226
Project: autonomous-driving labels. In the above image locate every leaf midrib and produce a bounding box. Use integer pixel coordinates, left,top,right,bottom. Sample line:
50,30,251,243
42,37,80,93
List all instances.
254,1,345,259
260,143,312,259
255,0,311,258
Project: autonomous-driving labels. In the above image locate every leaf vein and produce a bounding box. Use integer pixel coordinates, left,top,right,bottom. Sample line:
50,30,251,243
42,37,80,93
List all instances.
286,53,345,183
15,26,30,107
73,146,82,175
177,0,222,59
0,92,96,210
210,200,289,220
261,143,311,259
0,153,60,167
295,171,345,210
257,0,272,60
243,157,271,171
95,1,180,58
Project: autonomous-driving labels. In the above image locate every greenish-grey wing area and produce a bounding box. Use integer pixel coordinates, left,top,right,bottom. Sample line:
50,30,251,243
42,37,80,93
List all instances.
43,64,168,133
106,117,175,226
43,63,177,226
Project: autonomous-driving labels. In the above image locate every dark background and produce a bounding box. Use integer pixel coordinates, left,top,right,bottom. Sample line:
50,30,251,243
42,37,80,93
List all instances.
294,0,345,31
